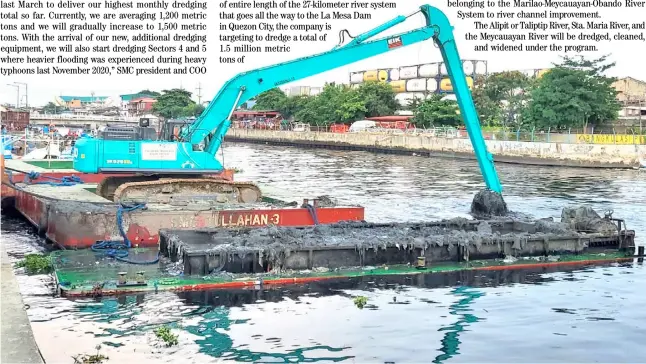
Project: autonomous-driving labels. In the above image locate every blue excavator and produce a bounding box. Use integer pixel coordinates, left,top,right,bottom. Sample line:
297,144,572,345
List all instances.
73,4,505,212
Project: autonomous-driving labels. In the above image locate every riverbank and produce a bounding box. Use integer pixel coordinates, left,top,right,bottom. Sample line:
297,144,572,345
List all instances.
0,248,44,364
226,129,646,169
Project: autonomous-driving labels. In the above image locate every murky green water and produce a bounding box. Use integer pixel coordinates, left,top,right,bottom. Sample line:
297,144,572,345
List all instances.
2,143,645,363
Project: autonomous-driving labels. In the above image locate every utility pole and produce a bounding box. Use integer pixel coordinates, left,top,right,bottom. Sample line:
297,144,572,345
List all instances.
6,84,19,108
639,97,643,134
196,83,202,104
14,82,27,107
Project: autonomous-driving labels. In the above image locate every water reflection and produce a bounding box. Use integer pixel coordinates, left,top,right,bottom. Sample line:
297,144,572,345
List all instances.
434,287,484,363
59,264,630,363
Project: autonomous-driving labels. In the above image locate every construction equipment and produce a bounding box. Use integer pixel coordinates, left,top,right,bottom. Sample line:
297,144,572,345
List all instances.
92,117,262,203
158,117,194,142
74,4,504,209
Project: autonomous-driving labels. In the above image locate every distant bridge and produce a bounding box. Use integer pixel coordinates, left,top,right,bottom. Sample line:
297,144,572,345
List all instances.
30,114,141,127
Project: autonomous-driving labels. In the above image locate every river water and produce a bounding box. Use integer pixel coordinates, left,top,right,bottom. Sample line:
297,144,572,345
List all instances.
2,143,645,363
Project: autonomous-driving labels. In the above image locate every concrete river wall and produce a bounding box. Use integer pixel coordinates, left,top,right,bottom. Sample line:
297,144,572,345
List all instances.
226,129,646,168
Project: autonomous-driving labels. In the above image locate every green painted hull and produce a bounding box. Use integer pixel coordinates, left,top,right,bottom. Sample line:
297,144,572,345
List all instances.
24,160,74,170
51,249,635,297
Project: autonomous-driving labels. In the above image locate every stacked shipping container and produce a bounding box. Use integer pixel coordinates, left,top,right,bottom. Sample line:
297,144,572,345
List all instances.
349,61,551,106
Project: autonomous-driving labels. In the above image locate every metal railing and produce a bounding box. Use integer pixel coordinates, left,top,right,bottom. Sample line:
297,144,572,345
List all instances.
231,124,646,145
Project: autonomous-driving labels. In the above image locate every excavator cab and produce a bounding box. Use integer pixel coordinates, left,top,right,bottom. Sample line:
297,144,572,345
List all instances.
159,118,194,142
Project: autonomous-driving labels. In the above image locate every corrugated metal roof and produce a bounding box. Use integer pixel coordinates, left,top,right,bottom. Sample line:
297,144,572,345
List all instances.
60,96,108,102
120,93,156,101
616,76,646,85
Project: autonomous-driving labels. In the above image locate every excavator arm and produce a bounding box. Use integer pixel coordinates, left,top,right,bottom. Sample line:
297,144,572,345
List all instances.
77,4,505,209
183,5,502,193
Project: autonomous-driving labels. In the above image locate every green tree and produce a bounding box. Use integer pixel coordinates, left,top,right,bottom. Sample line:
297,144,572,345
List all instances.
280,95,311,120
151,88,201,119
293,97,320,124
484,71,532,127
252,82,398,125
405,97,424,111
355,81,400,117
412,94,462,128
136,89,161,97
293,83,349,125
470,71,532,128
523,55,621,130
252,88,287,110
311,83,347,124
472,76,503,127
334,87,367,123
42,102,65,114
294,82,398,125
186,103,205,117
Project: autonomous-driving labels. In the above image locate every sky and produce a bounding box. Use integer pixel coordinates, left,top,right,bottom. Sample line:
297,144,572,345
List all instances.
1,0,644,107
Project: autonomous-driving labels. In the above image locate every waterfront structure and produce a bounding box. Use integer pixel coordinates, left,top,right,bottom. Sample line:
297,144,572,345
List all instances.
119,93,158,115
54,96,112,109
127,97,157,116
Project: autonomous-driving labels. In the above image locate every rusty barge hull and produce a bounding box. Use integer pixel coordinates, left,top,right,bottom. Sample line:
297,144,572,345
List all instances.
1,156,364,248
5,183,365,249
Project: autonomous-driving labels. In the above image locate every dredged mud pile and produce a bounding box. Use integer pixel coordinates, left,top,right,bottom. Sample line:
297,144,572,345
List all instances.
162,205,618,268
471,189,508,217
561,205,619,234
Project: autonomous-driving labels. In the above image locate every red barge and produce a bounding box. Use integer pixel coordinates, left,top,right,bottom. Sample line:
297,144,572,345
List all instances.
1,157,365,249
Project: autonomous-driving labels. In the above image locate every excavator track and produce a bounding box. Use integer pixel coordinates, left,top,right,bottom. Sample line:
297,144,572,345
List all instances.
96,175,158,201
96,176,263,205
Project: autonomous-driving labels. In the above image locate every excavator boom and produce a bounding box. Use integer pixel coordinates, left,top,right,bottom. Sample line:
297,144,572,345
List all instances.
74,4,503,206
180,4,502,192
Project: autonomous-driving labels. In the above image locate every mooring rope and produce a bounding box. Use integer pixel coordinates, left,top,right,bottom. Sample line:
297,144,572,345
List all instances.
23,171,82,186
4,170,82,191
4,169,158,265
91,203,160,265
303,203,320,225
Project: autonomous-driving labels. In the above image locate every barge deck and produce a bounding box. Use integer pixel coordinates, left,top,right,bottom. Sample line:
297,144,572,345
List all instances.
1,158,140,185
50,207,637,297
0,158,234,205
159,215,635,275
